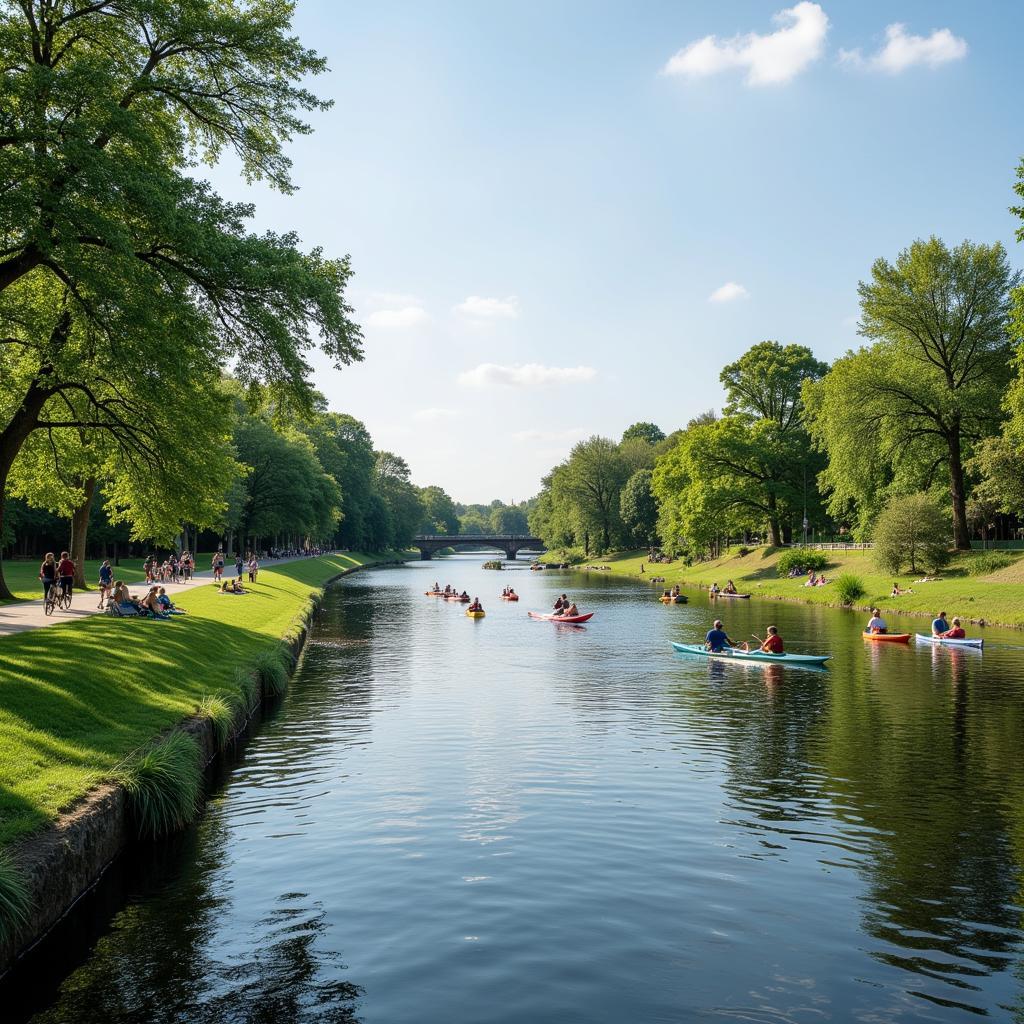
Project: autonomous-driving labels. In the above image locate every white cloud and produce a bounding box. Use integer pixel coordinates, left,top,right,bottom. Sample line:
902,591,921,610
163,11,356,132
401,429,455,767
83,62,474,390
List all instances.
414,407,460,422
458,363,597,388
512,427,588,443
365,306,429,328
839,23,967,73
708,281,750,303
455,295,520,319
663,2,828,86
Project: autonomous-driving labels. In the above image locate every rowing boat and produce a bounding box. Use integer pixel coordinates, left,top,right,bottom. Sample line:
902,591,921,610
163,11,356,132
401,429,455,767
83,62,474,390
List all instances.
915,633,983,649
711,591,750,599
671,641,830,665
862,632,911,644
528,611,594,624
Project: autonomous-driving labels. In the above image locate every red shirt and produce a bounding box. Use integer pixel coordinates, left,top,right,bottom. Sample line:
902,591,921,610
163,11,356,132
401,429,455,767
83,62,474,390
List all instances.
57,558,75,578
943,626,965,639
763,634,784,653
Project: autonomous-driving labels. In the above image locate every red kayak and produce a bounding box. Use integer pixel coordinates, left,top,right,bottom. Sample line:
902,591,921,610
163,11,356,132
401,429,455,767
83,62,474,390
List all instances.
862,632,911,644
528,611,594,623
501,595,520,601
446,596,470,603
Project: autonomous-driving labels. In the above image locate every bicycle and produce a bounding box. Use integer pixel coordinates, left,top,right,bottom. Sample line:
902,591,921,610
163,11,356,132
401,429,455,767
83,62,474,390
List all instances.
44,580,71,615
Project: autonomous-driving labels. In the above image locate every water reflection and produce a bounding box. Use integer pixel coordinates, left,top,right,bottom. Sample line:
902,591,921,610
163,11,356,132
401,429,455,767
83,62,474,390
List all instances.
7,558,1024,1022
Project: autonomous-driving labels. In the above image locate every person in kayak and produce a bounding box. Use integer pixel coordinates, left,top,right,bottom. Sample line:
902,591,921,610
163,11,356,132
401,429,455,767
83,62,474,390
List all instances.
940,617,966,639
468,597,483,612
705,620,746,653
931,611,949,636
709,582,720,595
866,609,887,634
561,601,579,617
723,580,737,594
553,594,568,612
760,626,784,654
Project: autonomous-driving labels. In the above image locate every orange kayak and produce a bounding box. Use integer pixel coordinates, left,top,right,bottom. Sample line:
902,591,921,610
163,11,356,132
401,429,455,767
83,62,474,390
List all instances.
863,632,911,644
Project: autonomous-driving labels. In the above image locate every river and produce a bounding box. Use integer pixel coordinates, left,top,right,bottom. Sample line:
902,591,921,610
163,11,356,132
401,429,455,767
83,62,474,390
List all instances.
7,555,1024,1022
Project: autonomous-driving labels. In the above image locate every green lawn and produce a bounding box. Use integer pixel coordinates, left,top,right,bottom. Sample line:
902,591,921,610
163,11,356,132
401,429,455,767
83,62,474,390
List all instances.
555,547,1024,628
0,551,401,849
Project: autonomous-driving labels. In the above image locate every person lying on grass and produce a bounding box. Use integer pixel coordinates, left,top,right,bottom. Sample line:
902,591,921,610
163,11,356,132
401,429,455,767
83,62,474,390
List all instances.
219,579,248,594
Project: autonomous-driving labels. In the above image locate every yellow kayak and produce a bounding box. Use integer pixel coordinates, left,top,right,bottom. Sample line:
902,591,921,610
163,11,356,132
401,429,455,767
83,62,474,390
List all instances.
466,609,485,618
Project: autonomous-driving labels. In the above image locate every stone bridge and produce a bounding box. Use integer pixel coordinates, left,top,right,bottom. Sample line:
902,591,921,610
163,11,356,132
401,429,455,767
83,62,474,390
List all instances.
412,534,544,561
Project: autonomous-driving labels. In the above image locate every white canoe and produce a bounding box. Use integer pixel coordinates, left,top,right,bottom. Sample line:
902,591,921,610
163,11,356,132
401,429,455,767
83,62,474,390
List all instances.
915,633,983,649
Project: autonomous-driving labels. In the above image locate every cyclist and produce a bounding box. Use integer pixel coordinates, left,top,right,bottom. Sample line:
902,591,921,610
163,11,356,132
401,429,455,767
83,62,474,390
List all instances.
39,552,58,599
97,559,114,608
57,551,76,603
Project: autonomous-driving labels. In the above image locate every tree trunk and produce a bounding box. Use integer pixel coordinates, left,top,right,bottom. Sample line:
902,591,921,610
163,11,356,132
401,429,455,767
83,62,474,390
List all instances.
947,428,971,550
69,477,97,589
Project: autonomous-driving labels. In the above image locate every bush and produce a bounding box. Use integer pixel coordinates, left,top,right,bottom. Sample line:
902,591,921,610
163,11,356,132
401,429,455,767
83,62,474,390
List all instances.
776,549,831,576
872,493,952,575
0,851,31,944
967,551,1013,576
116,732,202,840
834,573,866,605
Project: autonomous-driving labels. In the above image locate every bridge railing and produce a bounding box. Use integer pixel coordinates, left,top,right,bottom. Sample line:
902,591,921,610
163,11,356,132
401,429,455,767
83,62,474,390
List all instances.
414,535,542,542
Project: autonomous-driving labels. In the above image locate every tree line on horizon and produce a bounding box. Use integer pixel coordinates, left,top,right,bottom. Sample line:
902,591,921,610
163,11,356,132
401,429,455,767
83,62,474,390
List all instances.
529,171,1024,563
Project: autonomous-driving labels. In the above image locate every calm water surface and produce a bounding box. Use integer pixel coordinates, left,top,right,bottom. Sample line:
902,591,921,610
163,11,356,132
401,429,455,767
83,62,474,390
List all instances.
9,556,1024,1022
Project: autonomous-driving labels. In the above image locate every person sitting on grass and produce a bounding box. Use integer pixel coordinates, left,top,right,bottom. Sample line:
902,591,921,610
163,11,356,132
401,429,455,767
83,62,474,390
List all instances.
112,581,142,614
157,587,186,615
760,625,784,654
931,611,950,637
941,617,966,640
220,578,247,594
140,586,171,618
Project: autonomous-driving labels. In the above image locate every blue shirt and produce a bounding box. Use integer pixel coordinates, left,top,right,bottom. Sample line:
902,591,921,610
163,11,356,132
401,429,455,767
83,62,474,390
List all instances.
705,628,730,652
99,566,112,583
932,618,949,635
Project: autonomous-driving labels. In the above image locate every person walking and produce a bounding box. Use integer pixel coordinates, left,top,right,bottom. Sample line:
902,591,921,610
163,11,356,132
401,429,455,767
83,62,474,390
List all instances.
97,560,114,608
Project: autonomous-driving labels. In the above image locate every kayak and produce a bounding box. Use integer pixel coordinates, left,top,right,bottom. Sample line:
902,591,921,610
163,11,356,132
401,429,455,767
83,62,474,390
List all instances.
424,591,443,596
671,641,830,666
466,610,485,619
660,595,687,604
501,595,520,601
915,633,983,649
528,611,594,624
862,632,911,644
711,592,750,599
446,596,470,603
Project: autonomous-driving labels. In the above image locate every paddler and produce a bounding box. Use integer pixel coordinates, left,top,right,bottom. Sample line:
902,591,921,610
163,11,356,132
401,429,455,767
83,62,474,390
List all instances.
562,601,579,617
931,611,949,636
553,594,568,613
468,597,483,612
724,580,737,595
705,619,746,653
866,608,887,634
940,617,966,639
759,625,784,654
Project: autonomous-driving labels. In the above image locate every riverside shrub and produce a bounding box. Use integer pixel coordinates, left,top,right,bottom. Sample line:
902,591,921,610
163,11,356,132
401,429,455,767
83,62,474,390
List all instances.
834,574,866,605
776,549,831,576
872,494,952,575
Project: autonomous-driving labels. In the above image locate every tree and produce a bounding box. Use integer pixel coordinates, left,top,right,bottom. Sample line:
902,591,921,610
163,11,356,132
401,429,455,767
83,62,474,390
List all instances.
620,469,658,545
872,493,951,575
722,342,828,428
375,452,424,549
621,422,665,446
554,437,628,554
419,485,459,535
806,238,1018,549
489,504,528,534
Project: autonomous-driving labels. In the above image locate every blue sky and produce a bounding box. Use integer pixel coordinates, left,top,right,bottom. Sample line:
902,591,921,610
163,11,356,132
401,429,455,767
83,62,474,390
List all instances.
207,1,1024,503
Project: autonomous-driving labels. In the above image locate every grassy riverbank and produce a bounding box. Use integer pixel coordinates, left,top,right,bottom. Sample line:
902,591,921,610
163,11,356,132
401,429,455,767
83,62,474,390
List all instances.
555,547,1024,628
0,552,402,850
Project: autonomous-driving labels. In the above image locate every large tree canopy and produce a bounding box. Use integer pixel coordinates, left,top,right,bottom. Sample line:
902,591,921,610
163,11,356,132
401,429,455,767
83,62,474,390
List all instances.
805,238,1017,548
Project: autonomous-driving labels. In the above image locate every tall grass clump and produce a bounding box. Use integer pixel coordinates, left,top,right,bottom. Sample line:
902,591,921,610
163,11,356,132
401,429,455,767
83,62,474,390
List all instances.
834,573,866,606
253,646,291,697
199,693,239,749
0,851,32,944
116,732,202,840
967,551,1013,576
236,666,261,712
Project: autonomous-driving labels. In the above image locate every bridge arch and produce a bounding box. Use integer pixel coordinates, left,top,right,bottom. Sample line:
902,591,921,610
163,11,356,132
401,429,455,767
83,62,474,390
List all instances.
412,534,543,561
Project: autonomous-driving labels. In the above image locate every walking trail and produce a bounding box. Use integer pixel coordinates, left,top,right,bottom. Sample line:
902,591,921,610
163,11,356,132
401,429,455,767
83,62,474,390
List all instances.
0,555,318,638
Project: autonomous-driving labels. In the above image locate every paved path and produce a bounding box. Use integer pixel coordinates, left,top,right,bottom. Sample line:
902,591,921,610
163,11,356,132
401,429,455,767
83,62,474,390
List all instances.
0,556,319,638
